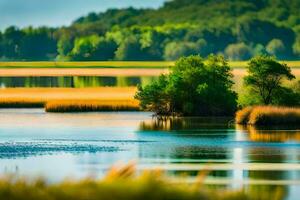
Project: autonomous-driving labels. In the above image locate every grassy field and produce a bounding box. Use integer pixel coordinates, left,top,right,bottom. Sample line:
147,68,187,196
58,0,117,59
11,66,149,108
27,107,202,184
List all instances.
0,68,168,77
0,61,174,68
236,106,300,126
0,61,299,68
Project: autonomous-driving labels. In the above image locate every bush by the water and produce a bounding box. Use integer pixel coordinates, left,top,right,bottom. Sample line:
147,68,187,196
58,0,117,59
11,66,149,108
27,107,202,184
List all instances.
236,106,300,126
135,55,237,116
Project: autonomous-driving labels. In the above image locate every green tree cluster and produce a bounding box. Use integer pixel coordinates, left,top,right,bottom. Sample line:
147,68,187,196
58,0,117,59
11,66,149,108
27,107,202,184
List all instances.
135,55,238,116
1,0,300,61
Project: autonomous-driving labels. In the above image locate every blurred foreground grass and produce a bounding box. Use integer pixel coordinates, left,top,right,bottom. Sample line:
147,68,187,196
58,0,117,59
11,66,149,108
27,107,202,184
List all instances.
0,164,252,200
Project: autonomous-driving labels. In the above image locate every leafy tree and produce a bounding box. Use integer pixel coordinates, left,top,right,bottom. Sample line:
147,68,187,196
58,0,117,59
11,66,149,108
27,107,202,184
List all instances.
293,36,300,57
115,36,143,61
225,43,252,60
2,26,24,58
0,32,3,58
70,35,98,60
272,86,300,106
135,55,237,116
163,42,199,61
19,27,57,60
69,35,117,61
243,55,295,105
253,44,268,56
266,39,286,59
91,37,118,60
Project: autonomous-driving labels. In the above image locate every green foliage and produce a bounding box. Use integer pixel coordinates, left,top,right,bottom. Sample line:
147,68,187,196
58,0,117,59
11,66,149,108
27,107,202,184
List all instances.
266,39,286,59
135,55,237,116
225,43,252,61
1,0,300,61
70,35,117,61
242,55,296,105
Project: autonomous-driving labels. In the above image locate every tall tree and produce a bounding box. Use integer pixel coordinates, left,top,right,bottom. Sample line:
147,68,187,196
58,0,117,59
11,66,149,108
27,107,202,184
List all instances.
244,56,295,105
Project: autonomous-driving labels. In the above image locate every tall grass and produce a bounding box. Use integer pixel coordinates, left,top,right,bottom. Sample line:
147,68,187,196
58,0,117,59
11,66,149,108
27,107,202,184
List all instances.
235,107,253,124
45,100,140,112
0,164,250,200
236,106,300,126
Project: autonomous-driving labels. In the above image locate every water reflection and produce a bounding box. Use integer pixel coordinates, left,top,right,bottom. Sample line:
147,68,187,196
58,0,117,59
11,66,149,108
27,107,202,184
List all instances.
0,76,157,88
139,117,233,131
237,125,300,142
137,117,300,200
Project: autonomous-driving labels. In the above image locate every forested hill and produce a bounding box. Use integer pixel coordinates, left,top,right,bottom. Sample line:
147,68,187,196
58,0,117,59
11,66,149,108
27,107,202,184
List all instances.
1,0,300,61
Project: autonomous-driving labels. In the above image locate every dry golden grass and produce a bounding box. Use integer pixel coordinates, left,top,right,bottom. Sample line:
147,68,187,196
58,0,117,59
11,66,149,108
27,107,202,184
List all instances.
249,106,300,125
0,87,137,109
45,99,140,112
0,87,136,100
236,106,300,125
235,107,253,124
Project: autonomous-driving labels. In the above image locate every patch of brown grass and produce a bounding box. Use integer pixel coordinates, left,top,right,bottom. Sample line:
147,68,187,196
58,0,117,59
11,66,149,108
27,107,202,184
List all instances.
236,106,300,126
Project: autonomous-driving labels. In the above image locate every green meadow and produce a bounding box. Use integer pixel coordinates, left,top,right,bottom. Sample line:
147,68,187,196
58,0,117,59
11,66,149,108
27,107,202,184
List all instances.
0,61,300,68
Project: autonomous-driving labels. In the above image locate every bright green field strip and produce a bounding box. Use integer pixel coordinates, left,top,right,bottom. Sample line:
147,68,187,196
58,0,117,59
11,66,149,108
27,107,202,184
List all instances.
0,61,299,68
0,61,174,68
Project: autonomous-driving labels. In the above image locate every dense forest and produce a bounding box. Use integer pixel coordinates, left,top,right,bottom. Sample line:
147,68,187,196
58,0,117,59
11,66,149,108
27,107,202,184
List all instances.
1,0,300,61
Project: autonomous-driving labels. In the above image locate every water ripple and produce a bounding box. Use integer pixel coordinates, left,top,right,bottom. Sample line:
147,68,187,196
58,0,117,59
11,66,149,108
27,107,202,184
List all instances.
0,141,120,158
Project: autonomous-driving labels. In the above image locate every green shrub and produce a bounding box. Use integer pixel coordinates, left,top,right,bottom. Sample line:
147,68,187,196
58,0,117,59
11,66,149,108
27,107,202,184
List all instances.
135,55,237,116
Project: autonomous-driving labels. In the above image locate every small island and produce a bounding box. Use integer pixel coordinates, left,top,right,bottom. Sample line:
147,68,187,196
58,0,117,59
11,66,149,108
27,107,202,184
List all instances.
136,55,300,126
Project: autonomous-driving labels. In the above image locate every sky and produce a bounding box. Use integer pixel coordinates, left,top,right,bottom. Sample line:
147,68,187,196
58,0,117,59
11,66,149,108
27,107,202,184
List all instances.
0,0,166,30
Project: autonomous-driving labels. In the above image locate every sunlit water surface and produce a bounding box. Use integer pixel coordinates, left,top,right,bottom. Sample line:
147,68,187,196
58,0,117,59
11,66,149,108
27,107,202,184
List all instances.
0,109,300,199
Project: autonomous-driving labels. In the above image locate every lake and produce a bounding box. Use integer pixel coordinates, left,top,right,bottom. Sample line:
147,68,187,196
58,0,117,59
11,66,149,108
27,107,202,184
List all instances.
0,109,299,200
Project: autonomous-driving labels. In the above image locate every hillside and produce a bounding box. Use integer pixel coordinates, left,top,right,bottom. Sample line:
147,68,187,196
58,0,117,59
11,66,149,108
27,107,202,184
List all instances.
1,0,300,61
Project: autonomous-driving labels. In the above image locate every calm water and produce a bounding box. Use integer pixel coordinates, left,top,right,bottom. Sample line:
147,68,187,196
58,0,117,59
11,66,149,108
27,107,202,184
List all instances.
0,110,300,199
0,76,157,88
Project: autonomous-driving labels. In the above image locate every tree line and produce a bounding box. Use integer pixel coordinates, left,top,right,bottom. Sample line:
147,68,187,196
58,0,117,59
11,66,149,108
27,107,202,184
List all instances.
1,0,300,61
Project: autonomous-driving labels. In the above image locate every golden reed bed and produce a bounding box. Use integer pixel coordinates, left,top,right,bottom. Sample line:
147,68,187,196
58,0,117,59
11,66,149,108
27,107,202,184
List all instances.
236,106,300,126
0,87,139,112
45,100,140,112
